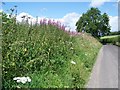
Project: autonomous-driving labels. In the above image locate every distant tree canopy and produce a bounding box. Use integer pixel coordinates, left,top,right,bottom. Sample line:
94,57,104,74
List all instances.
109,31,120,35
76,7,111,38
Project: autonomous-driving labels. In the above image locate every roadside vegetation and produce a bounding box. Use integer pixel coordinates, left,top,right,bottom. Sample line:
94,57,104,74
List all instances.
1,7,102,89
76,7,119,47
100,35,120,46
109,31,120,35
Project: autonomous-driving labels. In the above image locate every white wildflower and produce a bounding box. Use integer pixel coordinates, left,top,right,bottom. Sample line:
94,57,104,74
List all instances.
71,61,76,65
13,76,31,84
2,22,6,24
16,79,21,83
70,47,74,50
20,77,27,84
13,77,21,80
21,80,27,84
85,53,87,56
27,77,31,82
16,86,20,88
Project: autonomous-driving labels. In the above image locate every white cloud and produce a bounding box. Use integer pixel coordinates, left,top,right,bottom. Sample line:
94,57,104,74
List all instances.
57,12,81,31
16,12,34,22
90,0,111,7
16,12,81,31
16,12,47,24
40,8,47,12
109,16,118,32
16,12,119,32
0,9,3,12
59,13,119,32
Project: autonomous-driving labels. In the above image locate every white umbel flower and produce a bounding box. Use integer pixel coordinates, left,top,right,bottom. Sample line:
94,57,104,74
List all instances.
71,60,76,64
13,76,31,84
20,77,28,84
26,76,31,82
13,77,21,80
16,79,21,83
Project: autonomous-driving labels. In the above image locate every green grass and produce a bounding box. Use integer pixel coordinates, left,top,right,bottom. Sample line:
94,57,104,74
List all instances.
100,35,120,39
100,35,120,46
2,13,102,88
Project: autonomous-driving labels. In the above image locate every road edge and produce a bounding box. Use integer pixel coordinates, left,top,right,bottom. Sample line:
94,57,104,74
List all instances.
85,45,104,88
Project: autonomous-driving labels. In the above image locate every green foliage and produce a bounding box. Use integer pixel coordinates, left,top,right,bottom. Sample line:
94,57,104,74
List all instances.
2,12,102,88
109,31,120,35
76,7,111,38
100,35,120,46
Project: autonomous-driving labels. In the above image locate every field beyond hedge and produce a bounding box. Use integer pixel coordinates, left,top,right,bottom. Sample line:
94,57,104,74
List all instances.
100,35,120,46
2,12,102,88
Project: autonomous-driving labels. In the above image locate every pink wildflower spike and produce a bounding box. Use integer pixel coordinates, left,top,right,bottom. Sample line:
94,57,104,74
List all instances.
58,22,61,29
40,19,43,25
43,18,47,25
56,21,60,27
54,22,57,27
48,19,51,25
52,20,55,25
62,26,65,31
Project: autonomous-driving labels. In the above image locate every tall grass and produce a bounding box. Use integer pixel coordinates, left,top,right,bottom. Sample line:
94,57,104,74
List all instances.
2,12,102,88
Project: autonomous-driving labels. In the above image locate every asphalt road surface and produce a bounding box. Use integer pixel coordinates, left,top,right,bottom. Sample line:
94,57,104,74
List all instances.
87,45,119,88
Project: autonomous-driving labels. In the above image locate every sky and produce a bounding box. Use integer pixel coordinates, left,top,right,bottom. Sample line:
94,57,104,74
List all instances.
1,0,119,32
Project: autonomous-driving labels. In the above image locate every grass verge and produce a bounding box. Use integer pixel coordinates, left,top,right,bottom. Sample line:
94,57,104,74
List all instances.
100,35,120,46
2,12,102,88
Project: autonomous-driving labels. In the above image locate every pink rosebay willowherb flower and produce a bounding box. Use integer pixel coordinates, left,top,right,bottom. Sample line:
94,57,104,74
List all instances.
39,18,81,36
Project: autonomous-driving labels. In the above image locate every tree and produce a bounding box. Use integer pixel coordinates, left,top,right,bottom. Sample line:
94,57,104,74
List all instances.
76,7,111,38
109,31,120,35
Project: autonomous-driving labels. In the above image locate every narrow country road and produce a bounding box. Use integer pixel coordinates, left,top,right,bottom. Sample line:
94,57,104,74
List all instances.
87,45,119,88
